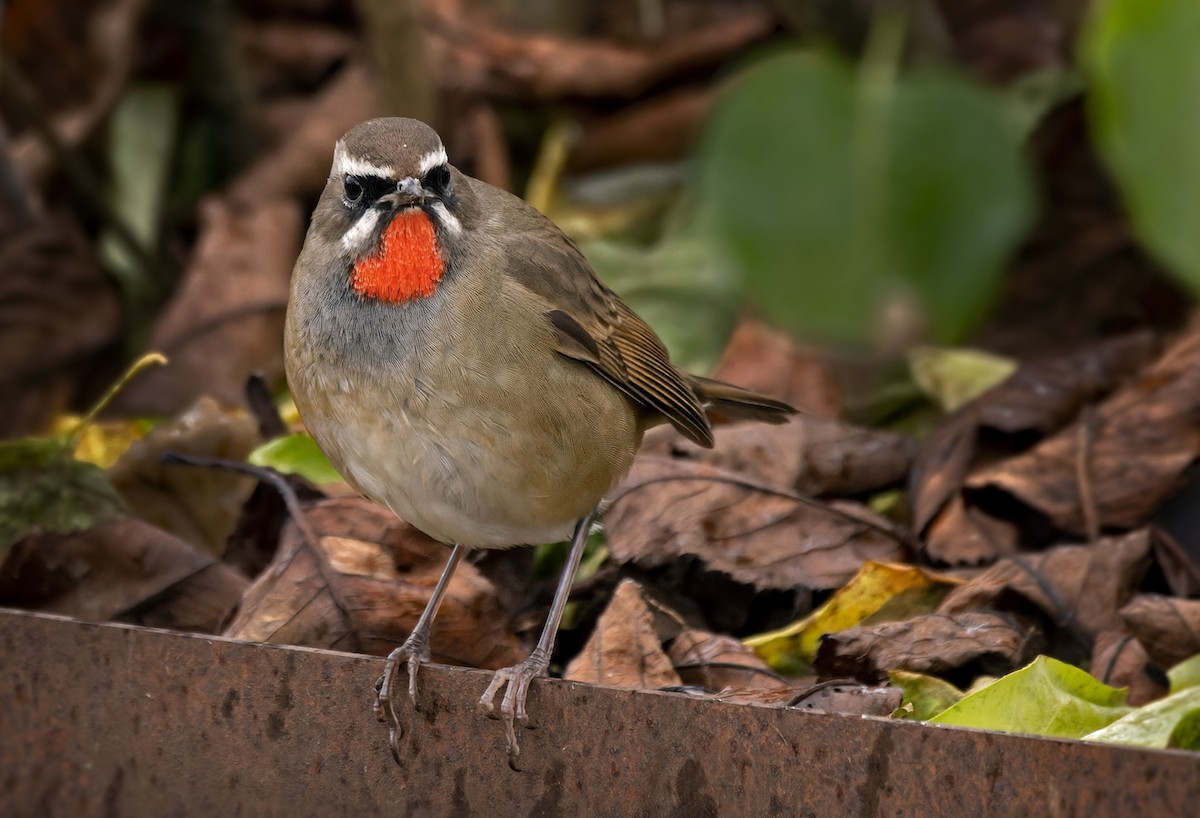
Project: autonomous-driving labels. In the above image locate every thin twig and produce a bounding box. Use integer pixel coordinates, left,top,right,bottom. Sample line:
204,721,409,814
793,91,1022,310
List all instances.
161,451,361,650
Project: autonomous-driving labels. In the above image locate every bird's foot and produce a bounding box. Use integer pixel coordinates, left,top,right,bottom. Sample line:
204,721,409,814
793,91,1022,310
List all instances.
375,632,431,763
478,648,551,770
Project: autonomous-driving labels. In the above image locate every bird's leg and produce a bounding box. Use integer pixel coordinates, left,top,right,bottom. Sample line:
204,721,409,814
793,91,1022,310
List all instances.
376,542,466,761
479,508,597,768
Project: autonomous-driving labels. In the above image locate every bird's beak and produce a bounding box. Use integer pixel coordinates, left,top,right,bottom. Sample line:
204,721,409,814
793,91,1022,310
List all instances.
377,176,424,210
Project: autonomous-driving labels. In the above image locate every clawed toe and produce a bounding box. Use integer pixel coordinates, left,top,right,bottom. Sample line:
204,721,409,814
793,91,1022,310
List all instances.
478,652,549,764
375,637,431,761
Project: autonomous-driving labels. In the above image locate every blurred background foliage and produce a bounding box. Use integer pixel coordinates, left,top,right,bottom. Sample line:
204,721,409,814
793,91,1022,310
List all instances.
0,0,1197,438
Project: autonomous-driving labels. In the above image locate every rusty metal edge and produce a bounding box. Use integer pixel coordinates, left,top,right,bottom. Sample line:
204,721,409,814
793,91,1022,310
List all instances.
1,608,1196,818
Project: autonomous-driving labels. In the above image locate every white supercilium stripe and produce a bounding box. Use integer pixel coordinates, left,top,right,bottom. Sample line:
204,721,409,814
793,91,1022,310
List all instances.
340,209,381,253
418,146,449,175
332,141,395,179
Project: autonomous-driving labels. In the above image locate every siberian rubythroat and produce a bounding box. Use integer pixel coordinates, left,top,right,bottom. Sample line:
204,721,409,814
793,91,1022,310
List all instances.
284,117,794,765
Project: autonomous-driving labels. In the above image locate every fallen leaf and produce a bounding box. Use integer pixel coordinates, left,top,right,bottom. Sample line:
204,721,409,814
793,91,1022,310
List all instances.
922,493,1020,565
908,345,1017,412
223,497,525,668
1168,708,1200,751
108,397,260,556
748,561,958,674
110,197,300,416
645,415,915,498
0,517,245,629
711,319,843,418
966,322,1200,535
248,432,343,485
909,331,1160,562
563,578,681,691
223,476,326,580
933,655,1130,738
814,610,1036,683
939,530,1153,648
667,629,789,693
1084,686,1200,749
1090,631,1167,706
0,437,127,558
0,218,120,437
605,455,905,592
889,670,964,720
786,681,903,717
1168,653,1200,692
1120,594,1200,667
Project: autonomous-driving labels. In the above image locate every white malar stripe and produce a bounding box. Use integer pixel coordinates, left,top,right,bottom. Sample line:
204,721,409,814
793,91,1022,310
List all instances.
340,209,382,254
428,201,462,235
418,145,449,175
332,141,395,179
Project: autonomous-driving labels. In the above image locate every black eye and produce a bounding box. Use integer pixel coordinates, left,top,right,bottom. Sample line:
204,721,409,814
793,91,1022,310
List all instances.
343,175,364,204
423,164,450,193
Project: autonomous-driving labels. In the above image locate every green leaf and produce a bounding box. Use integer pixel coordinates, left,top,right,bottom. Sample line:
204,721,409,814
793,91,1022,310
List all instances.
889,670,964,721
0,438,128,558
1082,0,1200,293
100,84,180,305
697,49,1034,345
1085,686,1200,749
1168,653,1200,692
1168,708,1200,751
248,433,343,485
931,656,1131,738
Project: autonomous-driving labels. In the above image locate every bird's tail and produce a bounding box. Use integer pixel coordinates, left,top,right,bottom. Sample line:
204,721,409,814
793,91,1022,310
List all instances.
683,372,797,427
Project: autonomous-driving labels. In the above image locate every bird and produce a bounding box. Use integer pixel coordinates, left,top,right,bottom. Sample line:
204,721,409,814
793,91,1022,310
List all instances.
284,117,794,767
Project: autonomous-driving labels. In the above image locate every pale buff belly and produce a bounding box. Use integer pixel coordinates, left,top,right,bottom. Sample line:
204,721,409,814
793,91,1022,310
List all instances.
290,352,641,548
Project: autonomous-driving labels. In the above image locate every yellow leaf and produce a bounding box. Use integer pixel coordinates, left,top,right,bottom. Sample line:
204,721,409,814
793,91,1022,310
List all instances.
746,561,959,673
908,345,1017,411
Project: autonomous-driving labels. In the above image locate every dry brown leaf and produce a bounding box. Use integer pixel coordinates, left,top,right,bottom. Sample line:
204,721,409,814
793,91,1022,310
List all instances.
667,628,789,694
922,494,1020,565
645,415,915,499
712,319,842,418
0,517,245,629
786,681,904,717
605,455,905,592
111,198,300,415
108,397,259,555
1091,631,1167,707
563,578,681,690
223,497,525,668
910,331,1159,549
814,611,1037,683
938,529,1153,645
1120,594,1200,668
223,477,326,580
966,323,1200,535
0,218,119,436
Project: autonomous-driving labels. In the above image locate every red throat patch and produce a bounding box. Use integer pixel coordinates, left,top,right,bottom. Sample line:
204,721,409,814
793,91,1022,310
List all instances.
350,210,446,303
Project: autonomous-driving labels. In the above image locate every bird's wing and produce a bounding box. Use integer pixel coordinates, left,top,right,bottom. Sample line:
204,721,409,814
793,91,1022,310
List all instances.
497,206,714,448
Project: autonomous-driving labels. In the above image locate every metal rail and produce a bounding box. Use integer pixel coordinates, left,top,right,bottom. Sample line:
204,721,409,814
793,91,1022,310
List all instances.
1,609,1195,816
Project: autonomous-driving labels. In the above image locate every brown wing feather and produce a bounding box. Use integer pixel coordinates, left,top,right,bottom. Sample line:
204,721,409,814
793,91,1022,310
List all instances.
490,189,715,447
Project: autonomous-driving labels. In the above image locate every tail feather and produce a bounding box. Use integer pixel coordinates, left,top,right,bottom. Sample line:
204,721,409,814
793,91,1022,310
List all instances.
683,372,797,427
